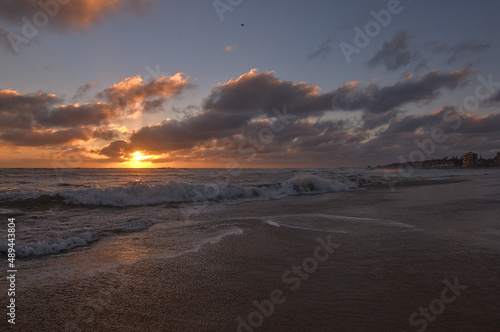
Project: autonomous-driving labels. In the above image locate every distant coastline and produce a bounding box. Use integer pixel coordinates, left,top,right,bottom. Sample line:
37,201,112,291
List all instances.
374,155,500,169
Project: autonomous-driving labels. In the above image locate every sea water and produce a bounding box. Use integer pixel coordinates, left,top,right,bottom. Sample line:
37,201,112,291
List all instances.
0,167,498,285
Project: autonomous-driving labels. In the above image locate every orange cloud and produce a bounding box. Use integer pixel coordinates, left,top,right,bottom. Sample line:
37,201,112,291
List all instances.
224,44,237,52
0,0,157,30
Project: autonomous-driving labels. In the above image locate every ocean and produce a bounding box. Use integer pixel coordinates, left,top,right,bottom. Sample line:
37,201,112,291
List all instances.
0,167,485,258
1,168,499,331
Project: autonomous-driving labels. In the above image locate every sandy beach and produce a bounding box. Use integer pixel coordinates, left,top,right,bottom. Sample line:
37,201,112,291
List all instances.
2,175,500,331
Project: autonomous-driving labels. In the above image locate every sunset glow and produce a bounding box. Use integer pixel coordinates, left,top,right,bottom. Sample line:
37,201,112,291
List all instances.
0,1,499,168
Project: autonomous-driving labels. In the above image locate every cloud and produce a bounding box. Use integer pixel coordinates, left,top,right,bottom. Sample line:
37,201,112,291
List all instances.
223,45,237,52
97,73,192,115
202,69,474,119
3,69,494,166
0,0,156,31
0,0,157,52
37,103,117,128
72,81,99,102
363,70,473,113
202,69,335,119
428,40,491,65
0,128,91,147
0,73,190,148
367,30,417,71
382,105,500,135
97,69,477,164
308,36,332,59
486,90,500,104
99,140,133,159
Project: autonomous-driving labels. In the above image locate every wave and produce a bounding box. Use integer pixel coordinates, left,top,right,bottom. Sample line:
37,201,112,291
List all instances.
0,218,154,258
58,175,358,207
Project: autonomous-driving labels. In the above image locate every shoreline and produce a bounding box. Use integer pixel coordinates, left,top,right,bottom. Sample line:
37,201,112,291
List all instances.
2,176,499,331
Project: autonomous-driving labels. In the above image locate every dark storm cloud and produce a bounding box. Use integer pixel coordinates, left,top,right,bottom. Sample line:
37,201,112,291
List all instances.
308,36,333,59
367,30,415,71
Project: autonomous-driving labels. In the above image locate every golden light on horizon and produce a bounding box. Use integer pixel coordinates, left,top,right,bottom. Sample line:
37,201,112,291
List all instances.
129,151,154,168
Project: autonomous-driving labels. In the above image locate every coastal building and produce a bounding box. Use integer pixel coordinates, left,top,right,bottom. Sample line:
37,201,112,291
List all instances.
463,152,478,167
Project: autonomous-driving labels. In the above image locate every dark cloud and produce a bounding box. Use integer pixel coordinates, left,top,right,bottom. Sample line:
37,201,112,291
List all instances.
202,69,332,119
202,69,474,119
3,69,495,166
97,69,476,161
0,128,90,147
381,105,500,136
364,70,473,113
308,36,332,59
486,90,500,104
37,103,116,128
428,41,491,65
361,110,401,130
0,89,60,129
0,0,156,30
99,140,133,159
0,0,157,52
367,30,416,71
72,81,99,102
92,128,119,141
0,73,190,148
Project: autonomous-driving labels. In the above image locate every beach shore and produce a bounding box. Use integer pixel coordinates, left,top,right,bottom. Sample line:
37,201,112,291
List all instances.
2,177,500,331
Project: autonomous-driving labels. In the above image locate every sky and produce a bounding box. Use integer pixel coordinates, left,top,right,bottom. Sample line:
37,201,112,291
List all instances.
1,0,500,168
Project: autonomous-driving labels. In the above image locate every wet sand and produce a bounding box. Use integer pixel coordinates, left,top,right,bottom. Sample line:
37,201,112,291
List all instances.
2,177,500,331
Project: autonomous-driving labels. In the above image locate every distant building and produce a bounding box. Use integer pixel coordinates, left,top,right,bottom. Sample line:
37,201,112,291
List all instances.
463,152,478,167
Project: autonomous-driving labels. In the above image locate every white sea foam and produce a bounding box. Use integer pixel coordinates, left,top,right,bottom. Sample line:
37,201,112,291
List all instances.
0,218,155,258
58,175,359,207
3,232,99,258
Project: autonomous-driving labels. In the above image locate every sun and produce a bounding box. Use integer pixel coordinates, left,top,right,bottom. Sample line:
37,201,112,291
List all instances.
129,151,153,168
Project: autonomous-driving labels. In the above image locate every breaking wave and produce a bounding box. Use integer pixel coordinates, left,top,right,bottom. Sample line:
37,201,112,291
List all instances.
58,175,358,206
0,218,154,258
